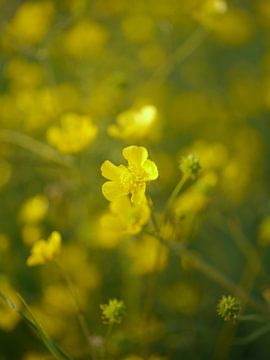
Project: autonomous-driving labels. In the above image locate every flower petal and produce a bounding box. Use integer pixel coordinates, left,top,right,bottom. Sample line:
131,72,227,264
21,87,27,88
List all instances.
142,159,159,180
122,145,148,167
110,197,131,214
102,181,127,202
101,160,123,181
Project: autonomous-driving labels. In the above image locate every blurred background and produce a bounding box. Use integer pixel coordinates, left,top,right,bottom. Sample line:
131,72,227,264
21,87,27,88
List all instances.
1,0,270,359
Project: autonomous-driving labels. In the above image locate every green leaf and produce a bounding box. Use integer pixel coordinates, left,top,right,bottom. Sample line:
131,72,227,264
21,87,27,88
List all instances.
0,291,73,360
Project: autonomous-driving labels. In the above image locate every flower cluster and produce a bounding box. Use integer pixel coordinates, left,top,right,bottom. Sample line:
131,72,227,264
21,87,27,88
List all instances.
47,113,97,154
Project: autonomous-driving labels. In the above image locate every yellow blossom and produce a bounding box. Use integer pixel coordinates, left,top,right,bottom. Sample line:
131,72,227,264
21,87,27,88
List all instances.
20,195,49,224
108,105,158,142
63,19,108,58
5,58,44,91
26,231,61,267
127,234,168,275
47,113,98,154
101,196,150,235
101,145,158,205
194,0,228,29
7,1,54,45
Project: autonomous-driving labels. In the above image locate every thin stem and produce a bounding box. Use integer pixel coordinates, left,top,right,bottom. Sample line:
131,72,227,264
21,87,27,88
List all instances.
166,175,189,211
213,220,263,360
141,27,208,92
0,129,73,168
55,261,97,360
102,324,114,360
147,230,270,318
239,314,266,323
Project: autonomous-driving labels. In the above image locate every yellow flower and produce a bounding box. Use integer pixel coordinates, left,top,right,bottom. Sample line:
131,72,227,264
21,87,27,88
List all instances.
101,145,158,205
7,1,54,45
101,197,150,235
47,113,98,154
26,231,61,267
194,0,228,29
63,19,108,58
108,105,158,141
127,234,168,275
20,195,49,224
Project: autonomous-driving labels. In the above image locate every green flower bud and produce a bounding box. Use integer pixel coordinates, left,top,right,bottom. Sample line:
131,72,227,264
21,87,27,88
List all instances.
179,154,201,179
100,299,126,325
217,295,241,321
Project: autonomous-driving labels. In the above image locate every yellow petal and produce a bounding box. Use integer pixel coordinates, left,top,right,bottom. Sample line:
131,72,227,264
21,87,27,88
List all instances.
131,182,146,205
102,181,127,202
101,161,128,182
47,231,61,256
142,159,159,180
122,145,148,166
110,197,131,214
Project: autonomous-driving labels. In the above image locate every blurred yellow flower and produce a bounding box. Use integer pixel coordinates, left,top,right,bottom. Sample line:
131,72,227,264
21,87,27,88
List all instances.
122,14,155,43
127,234,168,275
5,58,44,91
212,8,254,46
22,224,43,246
108,105,158,142
20,195,49,224
27,231,61,267
194,0,228,28
101,196,150,235
7,1,54,45
63,19,108,58
257,216,270,247
47,113,98,154
101,145,158,205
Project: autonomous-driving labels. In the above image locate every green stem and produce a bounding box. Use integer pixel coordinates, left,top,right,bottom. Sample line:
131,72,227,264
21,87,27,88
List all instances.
147,229,270,319
55,261,97,360
0,129,73,168
166,174,189,211
140,27,208,92
239,314,266,323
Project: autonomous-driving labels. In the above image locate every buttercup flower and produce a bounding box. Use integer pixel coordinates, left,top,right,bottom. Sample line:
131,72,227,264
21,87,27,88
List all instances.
47,113,97,154
108,105,158,141
26,231,61,267
101,145,158,205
